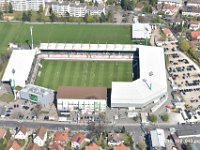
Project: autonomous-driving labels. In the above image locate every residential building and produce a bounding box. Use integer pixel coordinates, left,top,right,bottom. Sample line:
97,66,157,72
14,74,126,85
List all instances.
51,1,105,17
27,143,40,150
85,143,102,150
162,28,173,38
132,23,152,39
19,84,55,107
182,6,200,16
0,128,7,139
48,142,64,150
157,0,183,7
108,133,126,146
53,131,68,144
190,20,200,30
134,2,144,12
7,140,21,150
176,129,200,138
71,133,85,148
114,144,130,150
57,86,107,114
185,0,200,7
150,129,166,149
15,126,29,140
189,31,200,40
33,127,47,147
0,0,45,11
162,4,178,15
88,5,105,16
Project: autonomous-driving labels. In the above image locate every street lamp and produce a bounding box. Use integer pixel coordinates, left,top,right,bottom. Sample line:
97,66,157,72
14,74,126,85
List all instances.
30,26,34,49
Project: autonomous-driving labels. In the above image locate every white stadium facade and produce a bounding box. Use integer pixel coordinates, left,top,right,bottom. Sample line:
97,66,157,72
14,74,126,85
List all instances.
2,43,167,110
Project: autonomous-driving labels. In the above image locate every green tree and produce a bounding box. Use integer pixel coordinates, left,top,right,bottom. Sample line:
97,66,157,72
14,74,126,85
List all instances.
37,5,43,22
27,11,32,21
121,0,133,10
106,11,113,22
124,134,133,146
138,140,146,150
100,12,106,22
149,0,157,7
49,12,57,22
121,126,126,133
0,11,3,20
142,4,152,13
8,2,13,13
162,113,169,121
106,0,114,5
22,12,28,21
178,37,190,53
188,47,197,59
186,143,192,150
3,0,9,13
94,1,98,6
149,114,157,122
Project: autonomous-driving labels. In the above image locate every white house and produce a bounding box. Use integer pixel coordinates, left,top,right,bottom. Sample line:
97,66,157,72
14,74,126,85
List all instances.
189,21,200,30
33,127,47,147
157,0,183,7
186,0,200,7
150,129,166,149
57,86,107,114
15,126,29,140
108,133,126,146
182,6,200,17
71,133,85,149
0,0,45,11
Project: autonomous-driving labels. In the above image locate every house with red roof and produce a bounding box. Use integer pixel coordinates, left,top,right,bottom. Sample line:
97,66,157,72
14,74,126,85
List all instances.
33,127,47,147
27,143,40,150
53,131,68,144
114,144,130,150
85,143,102,150
15,126,29,140
7,140,21,150
0,128,7,139
135,2,144,12
189,31,200,40
71,133,85,149
190,21,200,30
162,28,173,38
162,4,177,15
48,142,64,150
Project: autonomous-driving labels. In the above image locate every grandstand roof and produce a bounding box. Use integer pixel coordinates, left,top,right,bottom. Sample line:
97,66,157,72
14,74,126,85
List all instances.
111,45,167,107
132,23,152,39
39,43,135,52
2,50,36,87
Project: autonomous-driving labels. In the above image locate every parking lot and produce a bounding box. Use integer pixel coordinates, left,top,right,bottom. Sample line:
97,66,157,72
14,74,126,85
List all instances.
165,45,200,108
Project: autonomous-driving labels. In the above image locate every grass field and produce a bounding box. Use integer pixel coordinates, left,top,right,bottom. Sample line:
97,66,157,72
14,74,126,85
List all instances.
35,60,133,89
0,23,132,54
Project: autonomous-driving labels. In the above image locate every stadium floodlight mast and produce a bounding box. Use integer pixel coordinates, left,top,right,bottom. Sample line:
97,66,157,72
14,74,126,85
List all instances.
30,26,34,49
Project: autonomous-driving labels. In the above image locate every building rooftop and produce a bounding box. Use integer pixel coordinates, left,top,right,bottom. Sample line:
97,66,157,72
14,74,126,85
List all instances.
191,31,200,38
111,45,167,106
71,133,85,144
53,131,68,141
150,129,165,148
36,127,47,140
17,126,28,135
114,144,130,150
187,0,200,4
21,84,54,96
157,0,182,4
2,50,36,87
0,128,6,139
176,129,200,137
132,23,152,39
162,28,172,35
57,86,107,100
27,143,40,150
85,143,102,150
7,140,21,150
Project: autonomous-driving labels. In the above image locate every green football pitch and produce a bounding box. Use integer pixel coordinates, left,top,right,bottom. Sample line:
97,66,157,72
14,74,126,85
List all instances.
35,60,133,90
0,23,132,54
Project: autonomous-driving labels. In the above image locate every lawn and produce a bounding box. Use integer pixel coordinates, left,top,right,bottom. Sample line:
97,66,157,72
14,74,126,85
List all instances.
35,60,133,90
0,23,132,54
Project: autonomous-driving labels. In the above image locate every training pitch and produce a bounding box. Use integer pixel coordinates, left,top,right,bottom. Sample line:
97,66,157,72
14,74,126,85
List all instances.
35,60,133,90
0,23,132,54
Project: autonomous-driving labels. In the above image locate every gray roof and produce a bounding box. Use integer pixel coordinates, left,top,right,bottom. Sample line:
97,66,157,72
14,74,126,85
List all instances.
158,0,182,4
177,129,200,137
88,4,104,11
187,0,200,4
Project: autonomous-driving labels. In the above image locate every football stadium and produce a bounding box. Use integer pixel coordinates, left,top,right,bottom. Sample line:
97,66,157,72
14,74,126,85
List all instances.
2,43,167,110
